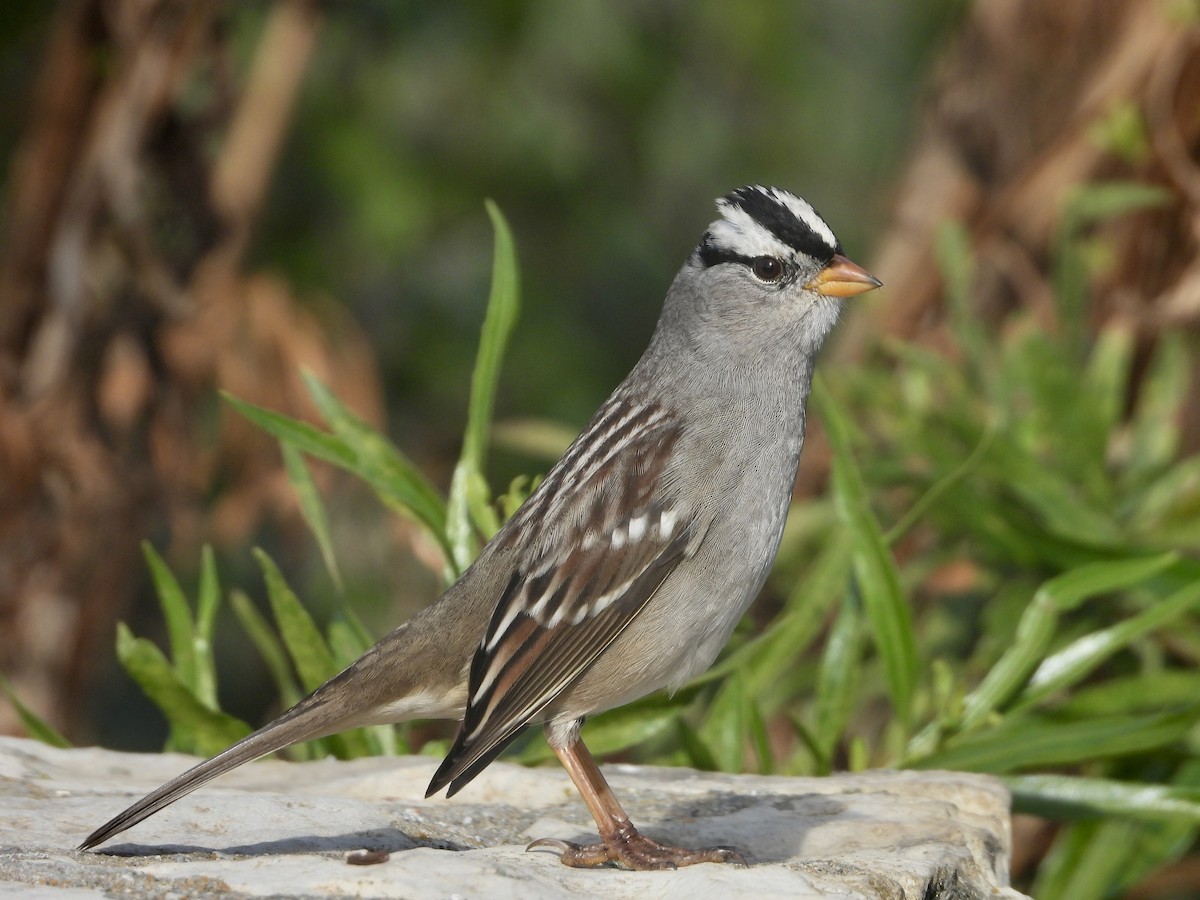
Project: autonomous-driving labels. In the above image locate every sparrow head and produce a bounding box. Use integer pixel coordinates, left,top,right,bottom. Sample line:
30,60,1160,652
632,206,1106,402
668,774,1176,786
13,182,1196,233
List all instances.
663,186,881,361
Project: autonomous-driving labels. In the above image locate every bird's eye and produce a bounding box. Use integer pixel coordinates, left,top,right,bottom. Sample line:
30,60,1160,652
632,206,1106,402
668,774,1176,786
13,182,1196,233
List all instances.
750,256,784,283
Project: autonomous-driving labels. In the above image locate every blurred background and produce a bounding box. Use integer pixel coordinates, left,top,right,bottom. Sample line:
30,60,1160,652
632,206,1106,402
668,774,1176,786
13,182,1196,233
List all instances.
2,1,1199,896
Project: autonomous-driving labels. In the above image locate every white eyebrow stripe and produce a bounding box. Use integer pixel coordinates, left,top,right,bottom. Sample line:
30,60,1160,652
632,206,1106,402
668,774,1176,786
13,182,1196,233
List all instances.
705,207,795,259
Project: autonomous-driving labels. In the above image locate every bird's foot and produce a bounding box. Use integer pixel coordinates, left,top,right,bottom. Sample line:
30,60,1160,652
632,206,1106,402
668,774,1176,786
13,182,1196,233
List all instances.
527,829,747,870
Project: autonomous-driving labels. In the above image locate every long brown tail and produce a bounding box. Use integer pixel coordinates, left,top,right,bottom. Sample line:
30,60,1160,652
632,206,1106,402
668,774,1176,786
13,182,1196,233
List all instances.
79,688,361,850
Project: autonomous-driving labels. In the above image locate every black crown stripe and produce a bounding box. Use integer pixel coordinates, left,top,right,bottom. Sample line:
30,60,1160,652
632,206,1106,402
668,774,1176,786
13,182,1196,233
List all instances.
723,187,841,263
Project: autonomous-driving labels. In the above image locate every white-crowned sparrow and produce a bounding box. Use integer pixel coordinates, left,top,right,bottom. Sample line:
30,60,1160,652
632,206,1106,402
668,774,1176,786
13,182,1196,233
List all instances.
80,186,880,869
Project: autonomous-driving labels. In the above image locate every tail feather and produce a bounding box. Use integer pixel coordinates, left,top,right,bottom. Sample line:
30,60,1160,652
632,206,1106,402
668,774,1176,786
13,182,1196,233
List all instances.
79,690,358,850
80,600,478,850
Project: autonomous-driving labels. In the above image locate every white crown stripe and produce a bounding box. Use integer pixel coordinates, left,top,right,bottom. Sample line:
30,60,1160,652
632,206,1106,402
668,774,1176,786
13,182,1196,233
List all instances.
706,187,838,260
706,206,795,259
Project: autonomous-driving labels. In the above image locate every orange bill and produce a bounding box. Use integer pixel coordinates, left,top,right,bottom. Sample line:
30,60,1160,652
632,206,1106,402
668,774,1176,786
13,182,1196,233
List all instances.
805,254,882,298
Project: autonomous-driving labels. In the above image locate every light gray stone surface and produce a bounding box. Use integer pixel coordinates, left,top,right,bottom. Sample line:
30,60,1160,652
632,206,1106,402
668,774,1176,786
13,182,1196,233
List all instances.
0,735,1027,898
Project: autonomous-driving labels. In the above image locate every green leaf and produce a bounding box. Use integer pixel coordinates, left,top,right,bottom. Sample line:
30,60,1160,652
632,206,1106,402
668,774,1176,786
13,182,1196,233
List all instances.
884,422,995,546
1033,818,1143,900
958,554,1178,729
1062,671,1200,717
1062,180,1171,228
1124,335,1186,487
698,674,748,772
915,708,1199,773
116,623,252,756
813,589,863,769
1055,182,1170,351
301,372,453,574
746,695,774,775
230,589,304,711
193,546,220,710
282,441,343,593
816,378,918,729
223,392,357,469
141,542,196,691
1009,774,1200,824
1072,324,1133,494
983,436,1123,546
1017,565,1196,709
279,442,372,649
447,200,521,571
675,718,720,771
254,549,337,693
0,672,70,748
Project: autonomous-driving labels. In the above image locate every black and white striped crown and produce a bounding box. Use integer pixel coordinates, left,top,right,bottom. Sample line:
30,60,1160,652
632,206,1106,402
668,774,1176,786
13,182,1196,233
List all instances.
698,185,842,268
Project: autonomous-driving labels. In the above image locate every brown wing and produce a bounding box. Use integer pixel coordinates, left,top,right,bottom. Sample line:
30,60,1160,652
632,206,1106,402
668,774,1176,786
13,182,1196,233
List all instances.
427,396,694,797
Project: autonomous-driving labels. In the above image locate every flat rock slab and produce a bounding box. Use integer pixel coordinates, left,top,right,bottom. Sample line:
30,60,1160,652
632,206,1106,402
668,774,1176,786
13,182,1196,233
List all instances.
0,736,1027,899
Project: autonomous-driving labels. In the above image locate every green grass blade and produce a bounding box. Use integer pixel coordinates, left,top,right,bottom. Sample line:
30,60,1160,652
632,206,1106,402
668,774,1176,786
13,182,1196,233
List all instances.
447,200,520,570
116,623,252,756
301,372,453,573
141,542,196,692
0,672,70,748
985,439,1123,546
958,553,1179,729
1018,567,1197,709
1032,818,1141,900
1041,553,1180,611
230,589,304,710
223,392,357,469
1062,671,1200,717
915,708,1199,773
1072,324,1133,493
698,673,748,773
280,442,373,650
816,378,917,729
885,422,995,546
1008,774,1200,824
675,718,720,771
1063,181,1171,229
192,546,220,710
813,589,863,770
934,220,990,392
746,695,774,775
254,549,337,693
1124,334,1186,487
282,441,343,593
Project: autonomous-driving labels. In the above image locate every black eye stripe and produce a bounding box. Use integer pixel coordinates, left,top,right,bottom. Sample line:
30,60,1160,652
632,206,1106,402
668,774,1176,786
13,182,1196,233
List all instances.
696,242,790,282
697,241,751,269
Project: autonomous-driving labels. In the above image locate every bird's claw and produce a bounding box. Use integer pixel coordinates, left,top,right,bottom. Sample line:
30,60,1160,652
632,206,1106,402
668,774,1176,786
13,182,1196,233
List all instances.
526,831,747,870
